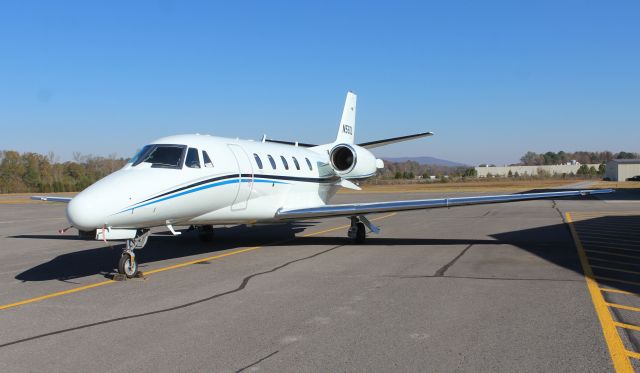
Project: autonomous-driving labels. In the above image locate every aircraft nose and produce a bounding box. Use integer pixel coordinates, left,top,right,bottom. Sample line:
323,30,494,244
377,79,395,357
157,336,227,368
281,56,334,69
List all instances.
66,191,106,231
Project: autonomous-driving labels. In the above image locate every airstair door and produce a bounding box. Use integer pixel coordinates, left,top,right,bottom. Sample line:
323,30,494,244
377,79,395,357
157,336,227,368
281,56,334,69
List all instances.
228,144,253,210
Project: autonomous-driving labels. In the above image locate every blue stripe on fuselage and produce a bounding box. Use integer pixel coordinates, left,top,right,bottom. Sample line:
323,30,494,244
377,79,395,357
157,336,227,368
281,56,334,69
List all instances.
115,177,288,215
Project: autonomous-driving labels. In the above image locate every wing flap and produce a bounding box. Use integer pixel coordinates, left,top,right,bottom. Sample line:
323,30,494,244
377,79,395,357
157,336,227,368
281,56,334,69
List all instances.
31,196,73,203
276,189,613,219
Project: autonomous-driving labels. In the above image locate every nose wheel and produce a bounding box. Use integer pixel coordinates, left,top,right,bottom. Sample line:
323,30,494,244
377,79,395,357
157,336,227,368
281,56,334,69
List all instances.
118,252,137,278
116,229,149,279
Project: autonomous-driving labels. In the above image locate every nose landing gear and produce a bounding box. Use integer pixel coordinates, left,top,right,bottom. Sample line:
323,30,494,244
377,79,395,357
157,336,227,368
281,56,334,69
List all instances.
117,229,150,279
118,251,137,278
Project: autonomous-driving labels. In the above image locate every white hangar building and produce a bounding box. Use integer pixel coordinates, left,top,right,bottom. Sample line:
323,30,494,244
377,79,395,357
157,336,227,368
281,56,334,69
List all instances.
605,159,640,181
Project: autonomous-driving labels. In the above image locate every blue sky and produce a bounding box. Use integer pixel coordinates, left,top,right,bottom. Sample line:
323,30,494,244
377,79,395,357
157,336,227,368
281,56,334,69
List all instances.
1,0,638,165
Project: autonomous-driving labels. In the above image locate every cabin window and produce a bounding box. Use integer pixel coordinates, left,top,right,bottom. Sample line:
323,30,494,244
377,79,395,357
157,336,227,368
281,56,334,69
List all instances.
292,156,300,170
280,156,289,170
133,144,186,169
254,153,263,169
185,148,201,168
268,154,276,169
202,151,214,168
305,157,313,170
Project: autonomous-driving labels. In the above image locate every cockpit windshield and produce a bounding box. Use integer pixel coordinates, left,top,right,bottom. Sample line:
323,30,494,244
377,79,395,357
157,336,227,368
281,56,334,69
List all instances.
130,144,187,169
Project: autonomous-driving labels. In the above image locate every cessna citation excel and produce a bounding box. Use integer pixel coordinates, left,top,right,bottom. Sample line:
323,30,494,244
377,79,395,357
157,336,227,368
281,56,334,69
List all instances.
34,92,612,278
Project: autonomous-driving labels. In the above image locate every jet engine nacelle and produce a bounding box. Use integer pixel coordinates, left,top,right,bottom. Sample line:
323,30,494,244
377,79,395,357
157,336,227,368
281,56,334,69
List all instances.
329,143,381,179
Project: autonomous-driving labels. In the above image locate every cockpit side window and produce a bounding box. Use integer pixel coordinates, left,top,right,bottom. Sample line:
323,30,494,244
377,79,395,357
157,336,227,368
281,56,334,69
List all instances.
202,151,214,168
133,144,186,169
280,156,289,170
185,148,201,168
128,145,152,165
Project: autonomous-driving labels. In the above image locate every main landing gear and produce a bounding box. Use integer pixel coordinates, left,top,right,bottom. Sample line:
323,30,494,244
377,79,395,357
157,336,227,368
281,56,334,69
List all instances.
198,225,215,243
118,229,150,278
347,215,381,244
348,217,367,244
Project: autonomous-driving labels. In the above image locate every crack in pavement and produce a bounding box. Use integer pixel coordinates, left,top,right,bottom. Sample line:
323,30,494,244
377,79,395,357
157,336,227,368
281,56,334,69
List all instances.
235,350,279,372
0,245,345,349
434,244,473,277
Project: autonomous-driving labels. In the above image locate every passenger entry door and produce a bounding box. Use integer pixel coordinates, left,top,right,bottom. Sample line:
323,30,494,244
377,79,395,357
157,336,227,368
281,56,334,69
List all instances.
228,144,253,210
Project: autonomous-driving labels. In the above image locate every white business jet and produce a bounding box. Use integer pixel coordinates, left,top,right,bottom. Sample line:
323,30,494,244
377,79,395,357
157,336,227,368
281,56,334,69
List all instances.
33,92,612,278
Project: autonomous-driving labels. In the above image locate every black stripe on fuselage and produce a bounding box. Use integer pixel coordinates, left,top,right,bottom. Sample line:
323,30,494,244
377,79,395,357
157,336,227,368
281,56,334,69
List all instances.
133,173,340,206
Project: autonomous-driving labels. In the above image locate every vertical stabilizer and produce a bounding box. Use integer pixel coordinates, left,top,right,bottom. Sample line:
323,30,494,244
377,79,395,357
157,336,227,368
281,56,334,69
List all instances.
335,91,357,144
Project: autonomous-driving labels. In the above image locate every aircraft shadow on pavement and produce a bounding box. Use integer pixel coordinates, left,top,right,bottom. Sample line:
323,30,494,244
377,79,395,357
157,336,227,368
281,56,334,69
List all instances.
14,213,640,295
14,222,316,282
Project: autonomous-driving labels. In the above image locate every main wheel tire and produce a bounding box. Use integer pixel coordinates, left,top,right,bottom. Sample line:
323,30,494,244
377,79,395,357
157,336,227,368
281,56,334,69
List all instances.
118,253,138,278
198,225,214,243
354,222,366,244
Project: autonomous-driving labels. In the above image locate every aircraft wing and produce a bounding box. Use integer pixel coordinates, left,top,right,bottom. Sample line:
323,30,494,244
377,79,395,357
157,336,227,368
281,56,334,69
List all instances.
31,196,73,203
276,189,613,219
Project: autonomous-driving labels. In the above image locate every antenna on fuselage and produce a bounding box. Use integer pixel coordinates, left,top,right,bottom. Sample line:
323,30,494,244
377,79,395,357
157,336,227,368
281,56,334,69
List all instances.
261,134,267,143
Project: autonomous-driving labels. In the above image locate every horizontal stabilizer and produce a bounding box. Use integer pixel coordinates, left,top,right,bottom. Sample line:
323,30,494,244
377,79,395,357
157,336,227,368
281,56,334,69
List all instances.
264,132,433,149
276,189,613,220
31,196,73,203
358,132,434,149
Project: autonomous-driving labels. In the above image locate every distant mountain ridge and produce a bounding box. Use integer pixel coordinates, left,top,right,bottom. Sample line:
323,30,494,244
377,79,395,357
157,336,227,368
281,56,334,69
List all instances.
382,156,467,167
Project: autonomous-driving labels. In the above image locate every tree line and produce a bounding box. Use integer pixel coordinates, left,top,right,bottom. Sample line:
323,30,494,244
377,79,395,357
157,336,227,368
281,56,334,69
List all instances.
377,160,471,180
519,150,639,166
0,150,127,193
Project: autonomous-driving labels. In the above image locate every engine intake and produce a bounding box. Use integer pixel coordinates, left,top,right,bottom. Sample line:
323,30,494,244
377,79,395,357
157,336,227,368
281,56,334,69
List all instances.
330,144,356,173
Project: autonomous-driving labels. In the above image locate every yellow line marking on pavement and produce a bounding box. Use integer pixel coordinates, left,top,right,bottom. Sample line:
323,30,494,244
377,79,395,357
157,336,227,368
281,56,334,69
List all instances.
566,212,633,373
0,281,114,310
570,211,640,217
614,322,640,332
586,250,640,261
144,213,396,275
586,246,640,254
600,288,638,296
578,236,640,245
589,258,640,268
576,227,640,235
596,277,640,287
592,265,640,276
627,351,640,360
141,246,265,276
0,213,396,311
607,302,640,312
